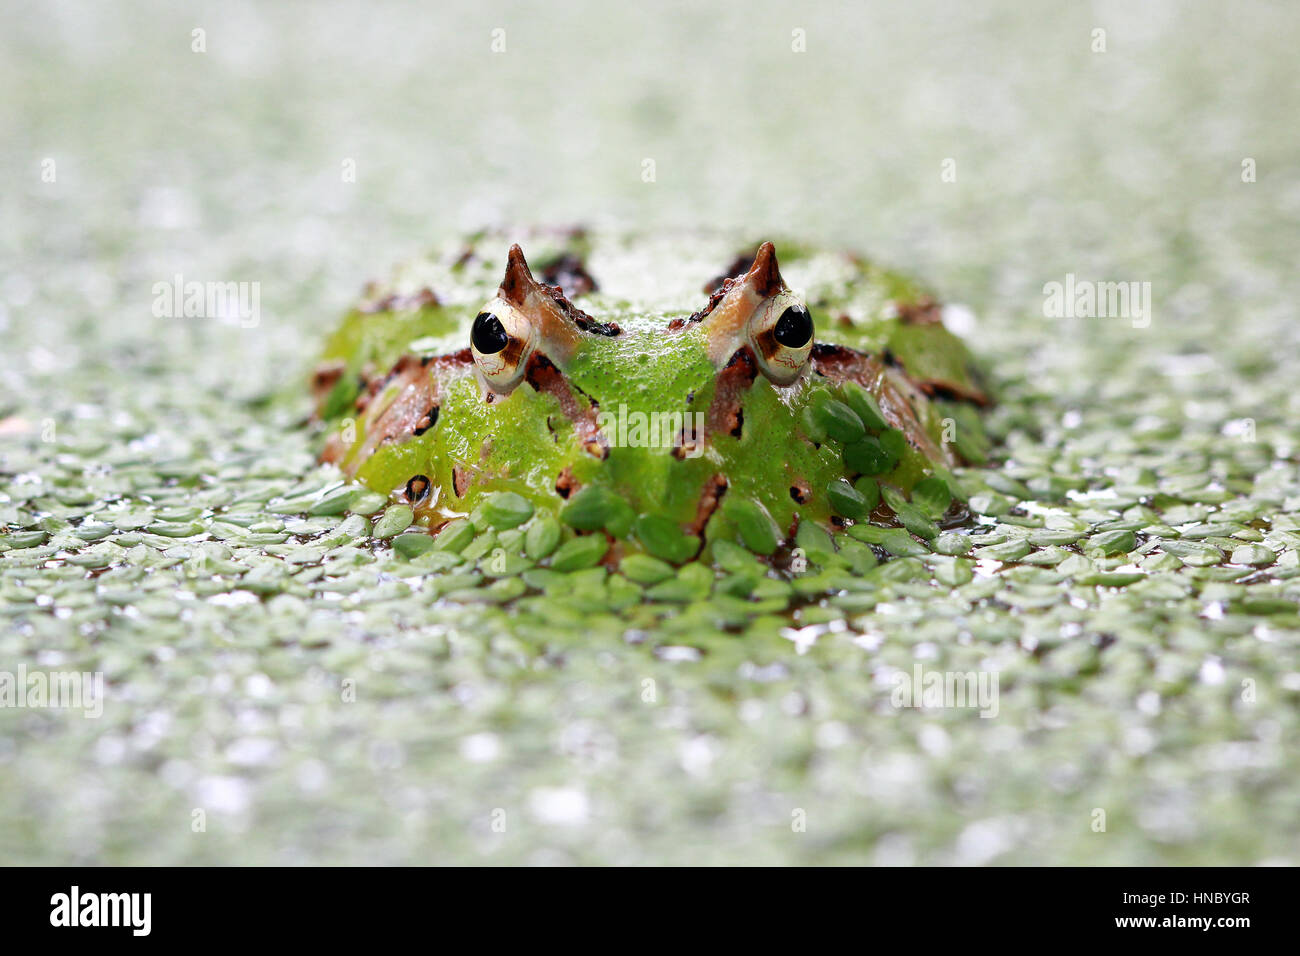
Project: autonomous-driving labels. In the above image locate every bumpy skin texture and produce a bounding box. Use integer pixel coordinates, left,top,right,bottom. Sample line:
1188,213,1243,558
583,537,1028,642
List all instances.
313,230,989,560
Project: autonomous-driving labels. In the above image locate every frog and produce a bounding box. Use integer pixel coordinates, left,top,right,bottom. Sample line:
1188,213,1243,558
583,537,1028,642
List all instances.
311,230,990,567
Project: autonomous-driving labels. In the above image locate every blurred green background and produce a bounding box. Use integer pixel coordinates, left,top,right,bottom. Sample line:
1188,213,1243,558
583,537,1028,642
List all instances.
2,0,1298,864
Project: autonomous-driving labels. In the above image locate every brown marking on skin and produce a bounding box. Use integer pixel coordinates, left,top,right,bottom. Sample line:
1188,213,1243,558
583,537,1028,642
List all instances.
452,466,472,497
789,480,810,504
706,348,758,438
320,433,345,465
525,353,608,458
554,467,579,499
540,253,599,297
810,344,958,466
875,343,989,406
751,328,783,366
671,415,704,460
684,277,734,326
897,297,943,326
917,379,991,407
413,405,439,436
340,350,473,476
311,359,346,409
360,286,441,314
541,283,620,336
493,331,530,375
687,474,729,536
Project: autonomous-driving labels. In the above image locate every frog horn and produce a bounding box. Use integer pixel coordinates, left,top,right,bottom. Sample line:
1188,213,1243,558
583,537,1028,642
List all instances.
742,241,786,298
499,243,542,307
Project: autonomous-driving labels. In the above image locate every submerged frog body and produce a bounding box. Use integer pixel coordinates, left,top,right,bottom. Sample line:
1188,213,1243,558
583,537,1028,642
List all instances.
313,231,989,564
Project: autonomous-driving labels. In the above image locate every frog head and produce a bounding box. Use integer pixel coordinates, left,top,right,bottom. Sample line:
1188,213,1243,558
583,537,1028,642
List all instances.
316,235,989,561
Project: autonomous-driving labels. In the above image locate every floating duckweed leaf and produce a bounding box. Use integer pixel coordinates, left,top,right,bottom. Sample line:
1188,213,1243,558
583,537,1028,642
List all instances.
1028,529,1084,546
1088,530,1136,556
146,520,205,538
968,493,1015,516
482,491,535,530
372,505,414,538
724,498,780,555
934,532,973,555
852,476,881,511
349,490,389,515
634,514,698,564
550,533,609,571
460,530,498,561
975,538,1033,562
716,573,759,597
799,403,828,444
478,577,529,602
710,539,763,575
496,528,525,551
561,486,633,536
433,519,476,553
848,524,928,557
912,476,953,519
1230,544,1275,566
794,521,835,559
2,531,49,549
838,381,888,431
814,399,866,444
309,486,360,516
834,536,878,574
646,562,713,602
409,550,464,572
895,506,940,541
827,479,870,519
932,556,974,587
1075,571,1146,587
392,531,437,559
605,575,643,609
72,523,113,542
479,549,532,577
843,436,896,476
620,553,676,585
524,515,562,559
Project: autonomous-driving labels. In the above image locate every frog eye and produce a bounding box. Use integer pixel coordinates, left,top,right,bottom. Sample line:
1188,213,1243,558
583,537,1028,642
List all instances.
472,311,508,354
470,299,536,392
749,293,814,385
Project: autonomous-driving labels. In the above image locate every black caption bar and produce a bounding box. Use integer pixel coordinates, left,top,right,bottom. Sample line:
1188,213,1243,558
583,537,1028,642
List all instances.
0,866,1278,943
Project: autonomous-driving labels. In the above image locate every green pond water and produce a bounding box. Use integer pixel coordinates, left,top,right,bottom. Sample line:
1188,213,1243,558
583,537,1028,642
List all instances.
1,0,1298,864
